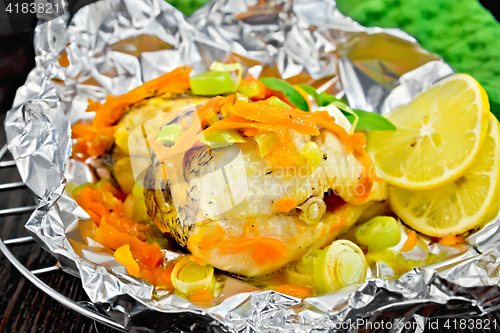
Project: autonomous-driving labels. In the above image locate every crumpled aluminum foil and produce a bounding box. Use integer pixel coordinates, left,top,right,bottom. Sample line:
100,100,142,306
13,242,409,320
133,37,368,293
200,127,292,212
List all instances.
5,0,500,331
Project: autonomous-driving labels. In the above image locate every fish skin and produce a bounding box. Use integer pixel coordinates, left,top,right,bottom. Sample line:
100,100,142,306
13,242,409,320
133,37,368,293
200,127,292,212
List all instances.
143,124,387,276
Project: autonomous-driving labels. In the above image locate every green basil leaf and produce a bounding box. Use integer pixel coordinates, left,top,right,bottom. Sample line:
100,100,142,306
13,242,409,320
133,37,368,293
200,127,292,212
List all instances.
352,109,397,131
297,84,343,107
288,83,396,131
317,92,342,107
260,78,309,111
297,84,320,102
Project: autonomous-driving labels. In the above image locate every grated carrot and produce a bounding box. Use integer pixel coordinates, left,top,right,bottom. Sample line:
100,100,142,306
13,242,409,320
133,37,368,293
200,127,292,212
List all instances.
439,235,465,247
220,237,288,267
94,220,163,269
58,54,70,67
227,103,320,136
114,244,140,278
90,66,191,128
202,116,288,143
274,197,297,213
273,285,312,298
400,230,417,252
311,111,353,152
188,289,215,303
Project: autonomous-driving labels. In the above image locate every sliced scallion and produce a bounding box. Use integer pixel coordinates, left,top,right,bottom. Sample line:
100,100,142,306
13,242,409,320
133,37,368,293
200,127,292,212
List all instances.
254,131,280,157
264,96,292,109
300,141,322,174
157,124,184,146
171,256,215,296
201,129,245,148
313,240,367,293
297,197,326,225
286,249,320,287
190,71,234,96
237,80,261,97
209,61,243,92
72,182,93,197
355,216,401,251
132,183,144,199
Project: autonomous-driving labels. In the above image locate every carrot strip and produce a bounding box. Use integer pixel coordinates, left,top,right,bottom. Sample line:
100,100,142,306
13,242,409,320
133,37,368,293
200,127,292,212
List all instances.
220,237,287,267
89,202,108,218
87,211,101,225
188,289,215,303
157,263,175,289
274,197,297,213
350,132,382,203
400,230,417,252
71,121,116,158
439,235,465,247
195,95,235,128
71,122,95,140
227,103,320,135
202,116,288,142
138,262,157,285
114,244,140,278
90,66,191,128
311,111,353,153
58,54,70,67
100,181,126,201
102,213,150,240
273,285,312,298
244,128,258,136
94,220,163,268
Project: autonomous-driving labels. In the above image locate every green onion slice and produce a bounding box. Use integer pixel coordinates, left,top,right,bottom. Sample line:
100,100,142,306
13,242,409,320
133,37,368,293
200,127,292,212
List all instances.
237,80,261,98
313,240,367,294
72,182,94,197
297,196,326,225
264,96,292,109
355,216,401,251
190,71,234,96
171,256,215,296
330,101,359,133
190,62,243,96
210,61,243,92
65,181,80,198
299,141,323,175
132,183,144,199
157,124,184,146
352,109,397,131
201,129,245,148
286,249,320,287
254,131,280,157
259,77,309,111
297,84,396,131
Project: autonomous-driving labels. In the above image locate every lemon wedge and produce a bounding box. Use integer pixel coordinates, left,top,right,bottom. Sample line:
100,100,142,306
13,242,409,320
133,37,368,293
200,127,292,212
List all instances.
367,74,490,190
389,113,500,237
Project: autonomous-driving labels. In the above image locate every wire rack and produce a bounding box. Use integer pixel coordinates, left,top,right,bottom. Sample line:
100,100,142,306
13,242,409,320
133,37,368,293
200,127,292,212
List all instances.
0,143,127,332
4,138,500,333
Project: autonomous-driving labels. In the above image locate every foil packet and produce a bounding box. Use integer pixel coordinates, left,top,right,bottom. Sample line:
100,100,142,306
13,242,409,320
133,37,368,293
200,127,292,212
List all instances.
5,0,500,331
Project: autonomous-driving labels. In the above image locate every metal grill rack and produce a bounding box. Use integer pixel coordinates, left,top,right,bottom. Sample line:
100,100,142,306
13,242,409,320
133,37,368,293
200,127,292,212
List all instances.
0,143,127,332
3,139,500,333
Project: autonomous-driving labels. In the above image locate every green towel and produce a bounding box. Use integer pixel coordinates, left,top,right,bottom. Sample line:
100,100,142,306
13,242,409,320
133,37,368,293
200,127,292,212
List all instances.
336,0,500,117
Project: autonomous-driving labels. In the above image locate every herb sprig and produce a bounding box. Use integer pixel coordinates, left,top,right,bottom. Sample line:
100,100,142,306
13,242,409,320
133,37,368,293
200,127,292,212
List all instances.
259,78,396,131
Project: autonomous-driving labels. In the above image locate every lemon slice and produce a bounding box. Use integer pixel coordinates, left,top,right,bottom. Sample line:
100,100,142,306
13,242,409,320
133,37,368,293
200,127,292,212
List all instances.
367,74,490,190
389,113,500,237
